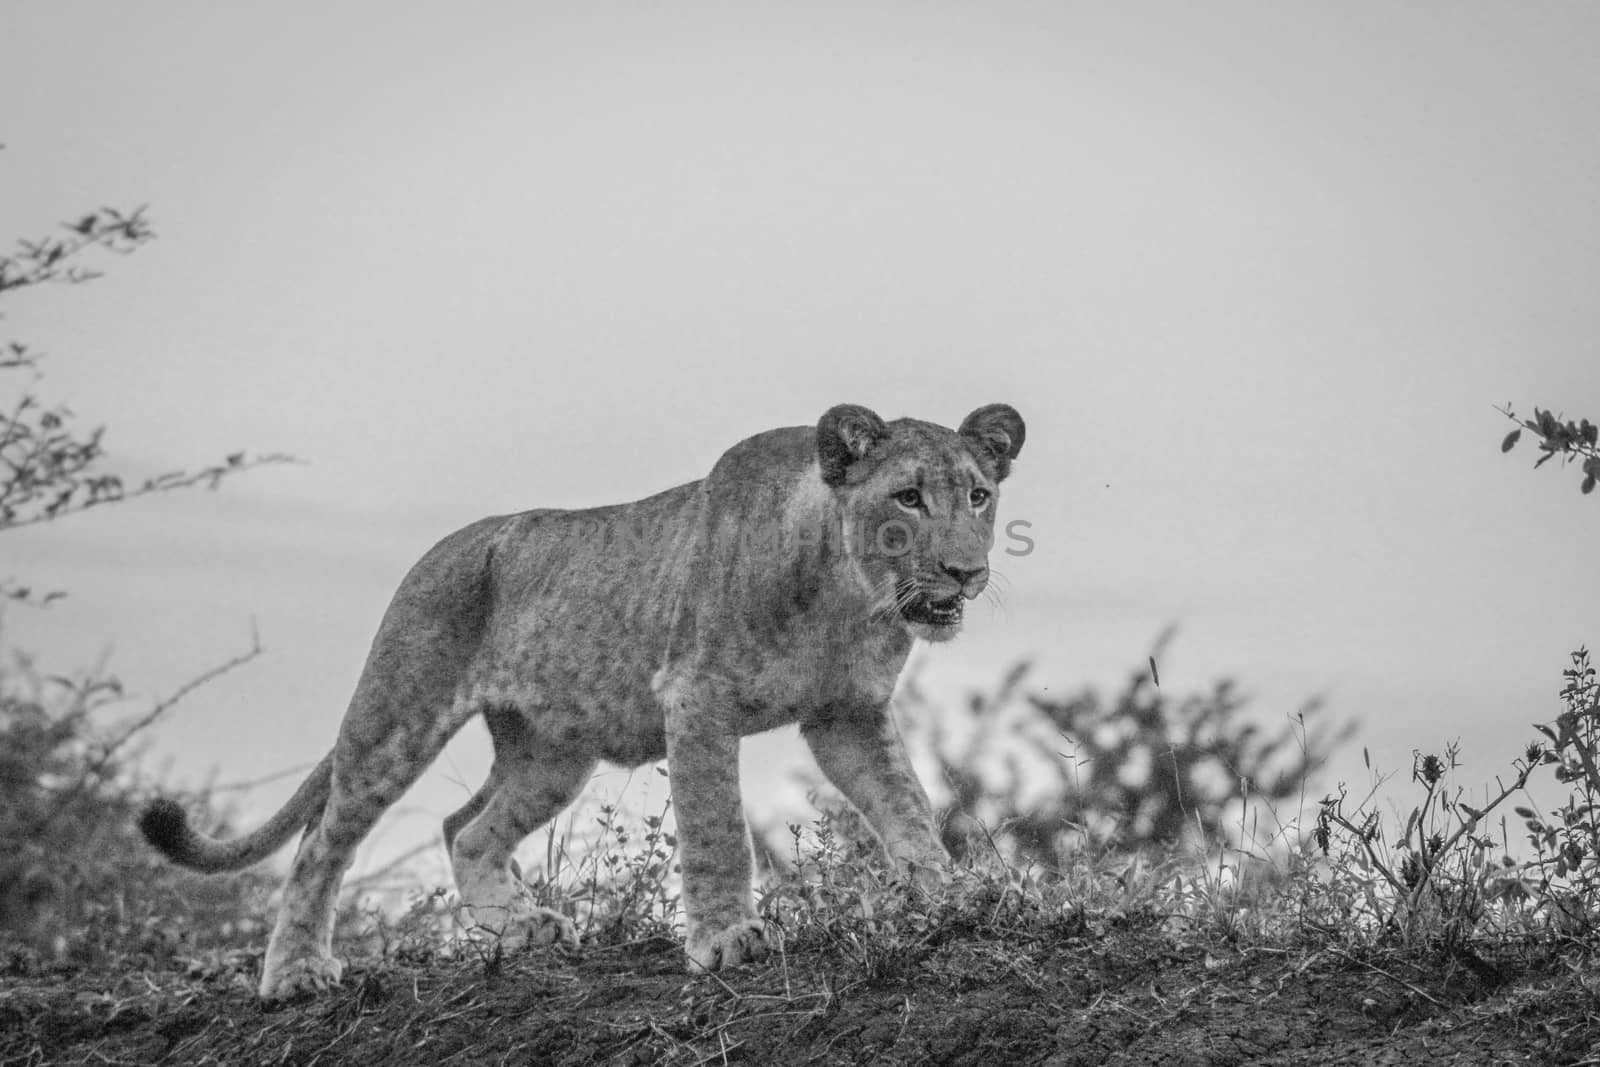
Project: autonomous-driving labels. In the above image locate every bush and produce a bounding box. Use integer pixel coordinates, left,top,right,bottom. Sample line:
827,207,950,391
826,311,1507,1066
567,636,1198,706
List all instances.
0,654,279,966
903,641,1351,869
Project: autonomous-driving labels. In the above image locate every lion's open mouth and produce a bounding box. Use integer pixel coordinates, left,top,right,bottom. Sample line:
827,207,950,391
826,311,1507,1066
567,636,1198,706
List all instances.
900,594,964,627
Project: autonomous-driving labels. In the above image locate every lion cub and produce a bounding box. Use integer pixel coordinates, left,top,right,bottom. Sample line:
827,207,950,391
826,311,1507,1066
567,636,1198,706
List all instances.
143,403,1025,1000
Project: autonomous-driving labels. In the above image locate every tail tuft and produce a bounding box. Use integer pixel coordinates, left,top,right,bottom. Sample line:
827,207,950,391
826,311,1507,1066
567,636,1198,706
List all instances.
136,753,334,872
140,797,191,860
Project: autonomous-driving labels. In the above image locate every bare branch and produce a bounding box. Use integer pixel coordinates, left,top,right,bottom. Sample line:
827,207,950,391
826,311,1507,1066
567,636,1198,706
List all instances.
0,446,302,533
209,759,322,794
344,842,441,894
25,631,265,840
0,206,155,300
1,204,299,553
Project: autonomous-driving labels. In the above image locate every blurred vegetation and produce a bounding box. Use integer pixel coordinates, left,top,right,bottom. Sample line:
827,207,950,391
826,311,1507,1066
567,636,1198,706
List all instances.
902,639,1353,868
0,654,279,967
0,198,288,968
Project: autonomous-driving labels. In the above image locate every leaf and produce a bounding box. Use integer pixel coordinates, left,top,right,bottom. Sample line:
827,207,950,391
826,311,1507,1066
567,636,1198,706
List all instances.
1583,474,1595,495
1501,428,1521,453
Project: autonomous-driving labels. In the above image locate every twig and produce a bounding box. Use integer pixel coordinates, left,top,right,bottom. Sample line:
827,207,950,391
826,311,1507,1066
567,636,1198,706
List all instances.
1402,761,1536,925
345,842,439,893
210,760,321,793
99,624,264,772
1327,947,1445,1007
27,630,265,839
0,453,301,532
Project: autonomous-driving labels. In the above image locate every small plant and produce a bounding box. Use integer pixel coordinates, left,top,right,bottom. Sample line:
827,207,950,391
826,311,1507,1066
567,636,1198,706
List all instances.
1308,648,1600,948
352,783,684,972
366,886,455,967
760,805,945,985
569,786,681,944
1313,744,1539,946
449,771,685,950
1515,647,1600,932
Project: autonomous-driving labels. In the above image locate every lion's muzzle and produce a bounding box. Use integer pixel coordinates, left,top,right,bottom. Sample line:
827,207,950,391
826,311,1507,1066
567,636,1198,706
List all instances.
901,593,965,627
897,563,988,628
941,563,989,600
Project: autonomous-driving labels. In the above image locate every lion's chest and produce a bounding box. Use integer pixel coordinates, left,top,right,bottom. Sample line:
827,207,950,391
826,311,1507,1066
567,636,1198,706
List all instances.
723,624,910,734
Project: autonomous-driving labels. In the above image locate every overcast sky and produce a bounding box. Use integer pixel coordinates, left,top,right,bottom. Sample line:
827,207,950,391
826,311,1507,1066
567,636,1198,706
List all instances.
4,2,1598,877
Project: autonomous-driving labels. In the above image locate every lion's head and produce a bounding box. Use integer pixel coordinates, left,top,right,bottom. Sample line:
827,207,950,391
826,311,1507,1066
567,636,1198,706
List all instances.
816,403,1026,642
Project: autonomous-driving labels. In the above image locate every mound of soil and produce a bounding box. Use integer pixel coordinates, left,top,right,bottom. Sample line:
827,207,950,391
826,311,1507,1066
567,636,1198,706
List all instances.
3,917,1596,1065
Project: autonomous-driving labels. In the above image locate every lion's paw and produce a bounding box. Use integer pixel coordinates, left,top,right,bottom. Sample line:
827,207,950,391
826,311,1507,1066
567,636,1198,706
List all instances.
260,956,344,1002
509,903,580,950
465,901,579,951
686,917,772,973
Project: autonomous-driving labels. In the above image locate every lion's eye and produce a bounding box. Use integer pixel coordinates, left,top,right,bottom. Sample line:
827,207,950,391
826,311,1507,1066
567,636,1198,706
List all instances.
893,489,923,510
970,488,991,509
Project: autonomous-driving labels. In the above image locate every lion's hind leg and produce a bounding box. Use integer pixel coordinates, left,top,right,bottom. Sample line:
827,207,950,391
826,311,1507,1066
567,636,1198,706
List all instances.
258,534,495,1001
261,701,467,1000
448,707,593,952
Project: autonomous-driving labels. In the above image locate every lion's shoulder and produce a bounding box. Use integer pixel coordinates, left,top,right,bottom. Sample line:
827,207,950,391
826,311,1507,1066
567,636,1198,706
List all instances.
704,425,814,484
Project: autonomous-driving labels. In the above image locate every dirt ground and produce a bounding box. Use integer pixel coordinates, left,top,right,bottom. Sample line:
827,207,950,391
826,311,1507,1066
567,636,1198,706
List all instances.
3,915,1597,1066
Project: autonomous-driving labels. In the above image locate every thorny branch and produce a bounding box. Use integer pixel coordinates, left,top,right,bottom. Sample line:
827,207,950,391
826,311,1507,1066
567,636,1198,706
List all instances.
24,630,265,841
1,203,298,598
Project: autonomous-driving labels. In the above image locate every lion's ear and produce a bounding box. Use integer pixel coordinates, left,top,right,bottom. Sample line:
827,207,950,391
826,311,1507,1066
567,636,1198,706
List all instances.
958,404,1026,481
817,404,888,486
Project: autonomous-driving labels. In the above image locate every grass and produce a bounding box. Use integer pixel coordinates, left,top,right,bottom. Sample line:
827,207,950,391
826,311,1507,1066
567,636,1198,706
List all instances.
4,647,1600,1064
6,797,1598,1065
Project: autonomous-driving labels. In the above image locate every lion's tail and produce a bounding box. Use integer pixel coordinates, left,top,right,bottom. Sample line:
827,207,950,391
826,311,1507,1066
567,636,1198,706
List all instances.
139,753,334,873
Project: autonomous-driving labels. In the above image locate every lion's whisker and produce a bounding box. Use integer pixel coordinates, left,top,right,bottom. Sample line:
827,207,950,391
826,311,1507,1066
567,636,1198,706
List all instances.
869,577,907,621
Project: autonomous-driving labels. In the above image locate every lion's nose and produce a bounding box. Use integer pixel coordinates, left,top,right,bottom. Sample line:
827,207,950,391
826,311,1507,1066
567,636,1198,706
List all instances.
941,563,988,597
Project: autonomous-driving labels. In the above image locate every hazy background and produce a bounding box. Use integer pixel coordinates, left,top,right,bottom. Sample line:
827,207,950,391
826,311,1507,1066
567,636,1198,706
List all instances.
4,2,1597,878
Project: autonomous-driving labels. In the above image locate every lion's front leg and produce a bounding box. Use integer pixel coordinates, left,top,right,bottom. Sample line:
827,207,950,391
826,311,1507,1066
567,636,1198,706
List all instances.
663,697,769,972
801,707,949,891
